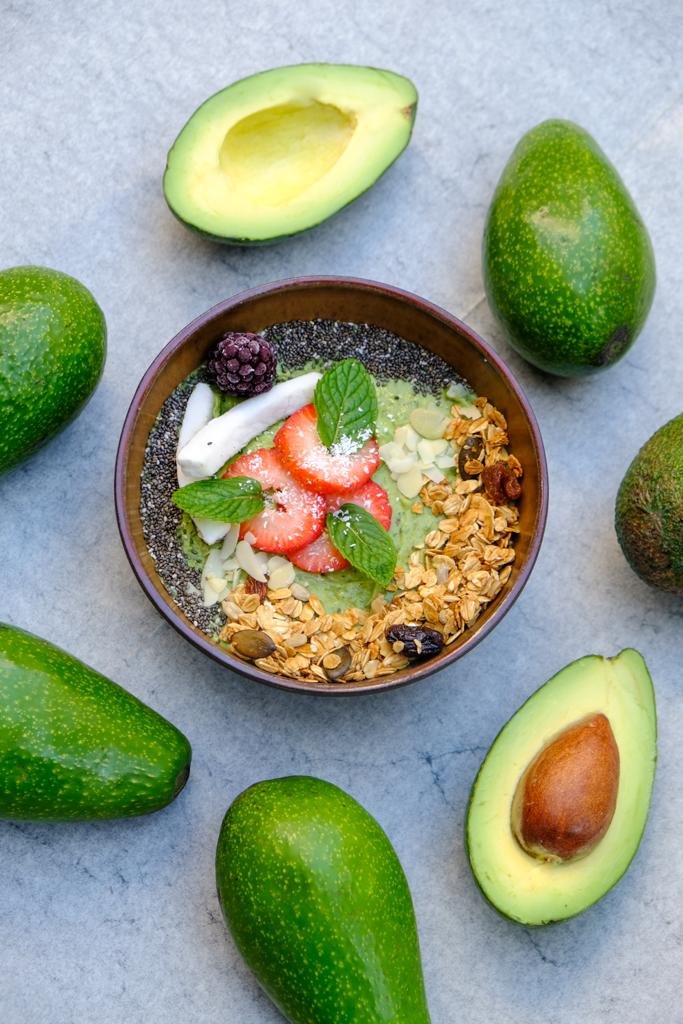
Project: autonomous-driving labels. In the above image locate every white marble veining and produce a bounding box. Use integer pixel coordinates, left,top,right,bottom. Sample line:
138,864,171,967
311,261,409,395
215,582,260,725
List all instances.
1,2,681,1022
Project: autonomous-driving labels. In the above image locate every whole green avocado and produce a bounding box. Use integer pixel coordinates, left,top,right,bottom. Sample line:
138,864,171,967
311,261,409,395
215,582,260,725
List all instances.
483,120,655,376
216,776,432,1024
0,623,191,820
615,413,683,594
0,265,106,473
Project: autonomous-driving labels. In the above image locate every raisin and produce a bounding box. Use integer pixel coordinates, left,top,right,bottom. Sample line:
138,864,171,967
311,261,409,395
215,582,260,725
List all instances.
385,624,444,660
245,576,268,602
481,462,522,505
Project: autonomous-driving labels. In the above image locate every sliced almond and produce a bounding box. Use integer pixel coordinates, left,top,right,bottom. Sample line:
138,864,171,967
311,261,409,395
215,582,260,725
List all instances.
268,562,296,591
220,523,240,560
394,424,420,451
202,575,229,606
410,407,449,439
267,555,291,573
235,540,268,582
202,547,226,581
378,441,404,463
397,466,426,498
385,451,418,475
417,438,448,463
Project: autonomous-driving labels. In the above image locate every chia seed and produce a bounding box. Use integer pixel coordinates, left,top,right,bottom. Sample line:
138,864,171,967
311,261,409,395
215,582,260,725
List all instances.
140,319,468,638
267,319,464,391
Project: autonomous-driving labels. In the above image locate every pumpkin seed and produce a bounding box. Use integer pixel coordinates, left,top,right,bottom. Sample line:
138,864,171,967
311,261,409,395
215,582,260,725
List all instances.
232,628,276,660
321,645,351,681
458,436,484,479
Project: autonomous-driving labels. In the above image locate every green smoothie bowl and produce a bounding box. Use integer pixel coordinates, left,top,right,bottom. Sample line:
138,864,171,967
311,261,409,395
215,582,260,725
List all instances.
115,277,547,694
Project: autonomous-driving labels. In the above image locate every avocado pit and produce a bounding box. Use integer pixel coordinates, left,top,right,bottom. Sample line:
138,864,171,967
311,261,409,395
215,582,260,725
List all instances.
511,712,620,863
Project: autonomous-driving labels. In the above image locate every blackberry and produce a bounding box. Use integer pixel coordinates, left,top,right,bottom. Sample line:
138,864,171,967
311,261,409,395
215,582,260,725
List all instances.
208,332,276,397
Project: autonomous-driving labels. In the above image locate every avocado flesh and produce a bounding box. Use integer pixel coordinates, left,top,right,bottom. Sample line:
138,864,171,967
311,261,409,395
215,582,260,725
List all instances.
483,120,655,376
163,64,417,244
466,650,656,925
615,413,683,594
0,265,106,473
216,776,432,1023
0,623,191,821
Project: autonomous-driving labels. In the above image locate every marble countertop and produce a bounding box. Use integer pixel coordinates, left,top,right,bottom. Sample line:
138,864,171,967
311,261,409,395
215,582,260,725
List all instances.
1,2,681,1022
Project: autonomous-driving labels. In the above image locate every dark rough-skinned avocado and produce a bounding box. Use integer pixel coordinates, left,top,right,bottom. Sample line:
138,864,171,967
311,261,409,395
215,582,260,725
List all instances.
0,265,106,473
466,650,656,925
483,120,655,376
0,623,191,820
163,64,417,245
615,413,683,594
216,776,431,1023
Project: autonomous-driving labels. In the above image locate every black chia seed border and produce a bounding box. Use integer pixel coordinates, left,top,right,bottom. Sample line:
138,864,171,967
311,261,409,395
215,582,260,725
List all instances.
139,319,468,640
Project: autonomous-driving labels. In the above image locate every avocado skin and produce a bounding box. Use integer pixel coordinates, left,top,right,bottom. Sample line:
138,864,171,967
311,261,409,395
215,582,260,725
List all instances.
0,623,191,820
216,776,431,1024
0,265,106,473
615,414,683,594
483,120,655,376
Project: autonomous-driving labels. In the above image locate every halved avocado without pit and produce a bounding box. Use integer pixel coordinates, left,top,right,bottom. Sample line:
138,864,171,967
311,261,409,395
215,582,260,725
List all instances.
163,64,417,244
466,650,656,925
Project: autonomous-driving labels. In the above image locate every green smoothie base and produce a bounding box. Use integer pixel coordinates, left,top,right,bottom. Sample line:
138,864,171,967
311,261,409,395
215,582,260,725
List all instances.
179,373,462,618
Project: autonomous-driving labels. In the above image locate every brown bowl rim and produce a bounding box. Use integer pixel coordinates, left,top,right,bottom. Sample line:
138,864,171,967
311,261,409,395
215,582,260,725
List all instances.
114,275,548,695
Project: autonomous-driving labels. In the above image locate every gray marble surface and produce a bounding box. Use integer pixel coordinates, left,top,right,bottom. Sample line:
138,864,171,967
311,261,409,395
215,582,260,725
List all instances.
1,2,682,1022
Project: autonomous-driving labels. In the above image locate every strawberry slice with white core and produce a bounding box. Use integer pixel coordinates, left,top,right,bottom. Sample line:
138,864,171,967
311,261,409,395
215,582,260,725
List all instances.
274,404,380,496
223,448,325,554
289,480,392,573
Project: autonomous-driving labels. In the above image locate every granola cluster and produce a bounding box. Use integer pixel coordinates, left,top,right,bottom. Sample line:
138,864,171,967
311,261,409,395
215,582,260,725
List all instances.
218,396,521,683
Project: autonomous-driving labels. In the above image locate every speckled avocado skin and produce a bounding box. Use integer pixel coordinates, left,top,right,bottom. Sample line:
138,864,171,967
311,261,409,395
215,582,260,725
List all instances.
0,265,106,473
216,776,432,1024
483,120,655,376
0,623,191,820
615,413,683,594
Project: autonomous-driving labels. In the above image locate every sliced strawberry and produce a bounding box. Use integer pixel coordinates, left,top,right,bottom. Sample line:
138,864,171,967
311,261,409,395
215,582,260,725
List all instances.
290,480,392,574
274,404,380,495
223,448,325,554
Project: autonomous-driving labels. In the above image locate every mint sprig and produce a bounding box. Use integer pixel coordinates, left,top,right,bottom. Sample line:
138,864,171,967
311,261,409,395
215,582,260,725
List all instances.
327,504,397,586
314,359,377,449
172,476,263,522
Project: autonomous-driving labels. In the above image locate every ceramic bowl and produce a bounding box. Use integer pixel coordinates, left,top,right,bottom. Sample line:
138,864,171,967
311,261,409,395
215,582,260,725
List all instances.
115,276,548,694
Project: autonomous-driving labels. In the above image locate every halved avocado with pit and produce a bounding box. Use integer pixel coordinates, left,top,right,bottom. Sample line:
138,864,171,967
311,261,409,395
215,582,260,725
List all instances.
163,63,417,244
466,650,656,925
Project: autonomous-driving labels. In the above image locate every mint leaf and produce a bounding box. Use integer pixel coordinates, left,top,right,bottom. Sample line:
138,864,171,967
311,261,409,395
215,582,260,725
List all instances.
327,504,397,586
172,476,263,522
314,359,377,449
